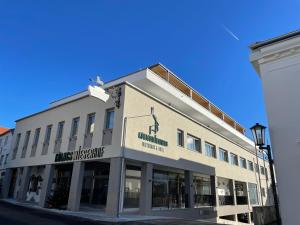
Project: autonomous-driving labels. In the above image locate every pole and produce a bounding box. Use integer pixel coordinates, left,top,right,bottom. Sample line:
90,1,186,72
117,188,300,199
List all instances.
117,117,127,218
255,146,264,206
263,145,281,225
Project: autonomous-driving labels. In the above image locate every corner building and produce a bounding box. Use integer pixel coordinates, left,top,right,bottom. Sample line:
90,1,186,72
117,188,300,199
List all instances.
2,64,273,224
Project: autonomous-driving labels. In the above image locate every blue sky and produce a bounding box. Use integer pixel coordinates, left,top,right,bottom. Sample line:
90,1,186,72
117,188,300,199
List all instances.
1,0,300,138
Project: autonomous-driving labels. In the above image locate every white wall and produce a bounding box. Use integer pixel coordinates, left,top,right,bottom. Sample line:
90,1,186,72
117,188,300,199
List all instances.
250,36,300,225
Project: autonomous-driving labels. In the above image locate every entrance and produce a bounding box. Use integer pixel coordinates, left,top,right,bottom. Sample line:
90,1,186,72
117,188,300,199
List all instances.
8,169,18,198
81,162,109,208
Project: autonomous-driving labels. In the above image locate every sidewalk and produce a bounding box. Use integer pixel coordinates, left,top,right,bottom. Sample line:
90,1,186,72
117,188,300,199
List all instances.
2,199,222,224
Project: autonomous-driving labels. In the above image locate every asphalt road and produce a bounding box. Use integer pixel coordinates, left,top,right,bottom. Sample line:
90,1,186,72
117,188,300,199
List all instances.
0,200,222,225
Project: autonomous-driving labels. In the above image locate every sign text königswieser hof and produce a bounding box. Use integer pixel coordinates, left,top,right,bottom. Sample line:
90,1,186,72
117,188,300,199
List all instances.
55,146,105,163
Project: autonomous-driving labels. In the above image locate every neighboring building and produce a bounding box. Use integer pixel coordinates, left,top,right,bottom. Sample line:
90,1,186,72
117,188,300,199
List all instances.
0,128,14,195
250,30,300,225
2,64,272,224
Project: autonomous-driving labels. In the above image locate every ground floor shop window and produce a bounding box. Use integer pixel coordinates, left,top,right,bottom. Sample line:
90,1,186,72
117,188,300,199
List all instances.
80,162,109,208
123,165,141,209
47,164,73,209
152,169,185,209
26,166,44,203
193,174,212,207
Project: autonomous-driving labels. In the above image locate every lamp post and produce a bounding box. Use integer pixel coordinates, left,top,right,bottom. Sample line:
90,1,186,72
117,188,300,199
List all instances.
250,123,282,225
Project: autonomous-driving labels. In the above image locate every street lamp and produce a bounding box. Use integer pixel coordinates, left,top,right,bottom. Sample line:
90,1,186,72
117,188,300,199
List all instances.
250,123,282,225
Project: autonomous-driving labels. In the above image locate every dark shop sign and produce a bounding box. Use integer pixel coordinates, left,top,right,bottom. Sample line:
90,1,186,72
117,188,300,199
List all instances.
54,146,105,163
138,132,168,147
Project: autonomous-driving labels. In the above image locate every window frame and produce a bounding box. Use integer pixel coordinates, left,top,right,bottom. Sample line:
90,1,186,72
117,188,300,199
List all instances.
70,117,80,138
44,125,52,145
230,153,239,166
219,148,229,162
240,157,247,169
205,142,217,158
105,108,115,129
176,129,184,147
186,134,201,152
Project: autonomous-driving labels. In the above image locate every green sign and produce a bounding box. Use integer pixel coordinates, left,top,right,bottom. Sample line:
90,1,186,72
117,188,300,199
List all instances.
55,146,105,163
138,132,168,147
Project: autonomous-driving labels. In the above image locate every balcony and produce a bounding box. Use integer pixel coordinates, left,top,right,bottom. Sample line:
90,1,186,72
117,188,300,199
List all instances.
219,195,234,206
194,194,215,207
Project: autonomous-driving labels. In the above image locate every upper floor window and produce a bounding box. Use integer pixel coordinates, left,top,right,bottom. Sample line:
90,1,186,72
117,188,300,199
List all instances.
105,109,115,129
219,148,228,162
260,166,265,175
255,163,259,173
177,129,184,147
0,139,2,147
187,134,201,152
70,117,80,137
86,113,95,134
21,130,31,158
12,133,21,159
56,121,65,140
4,135,8,146
248,161,254,171
33,128,41,146
240,157,247,169
0,155,3,165
205,142,216,158
230,153,238,166
44,125,52,144
4,154,8,164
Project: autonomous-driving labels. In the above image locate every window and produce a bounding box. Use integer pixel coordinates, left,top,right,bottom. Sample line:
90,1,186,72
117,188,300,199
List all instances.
86,113,95,134
230,153,238,166
4,136,8,146
0,155,3,165
177,129,184,147
44,125,52,144
105,109,115,129
248,183,258,205
240,157,247,169
21,130,31,158
248,161,254,171
12,133,21,159
187,134,201,152
70,117,80,137
4,154,8,164
261,187,266,197
255,163,259,173
265,168,268,179
260,166,265,175
124,165,141,209
205,142,216,158
56,121,65,140
0,139,2,147
152,170,185,208
33,128,40,146
219,148,228,162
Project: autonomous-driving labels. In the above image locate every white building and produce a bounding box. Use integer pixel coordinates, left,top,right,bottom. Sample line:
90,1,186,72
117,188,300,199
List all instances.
0,128,14,195
250,30,300,225
2,64,273,224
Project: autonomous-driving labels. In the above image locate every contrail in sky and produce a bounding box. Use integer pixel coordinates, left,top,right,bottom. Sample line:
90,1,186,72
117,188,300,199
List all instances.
222,24,240,41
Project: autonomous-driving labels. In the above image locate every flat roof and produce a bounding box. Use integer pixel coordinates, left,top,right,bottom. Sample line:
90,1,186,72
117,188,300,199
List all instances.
250,29,300,50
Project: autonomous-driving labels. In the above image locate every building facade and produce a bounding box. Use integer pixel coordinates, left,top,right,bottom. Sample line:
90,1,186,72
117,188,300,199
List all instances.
0,128,14,196
250,30,300,225
2,64,272,224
